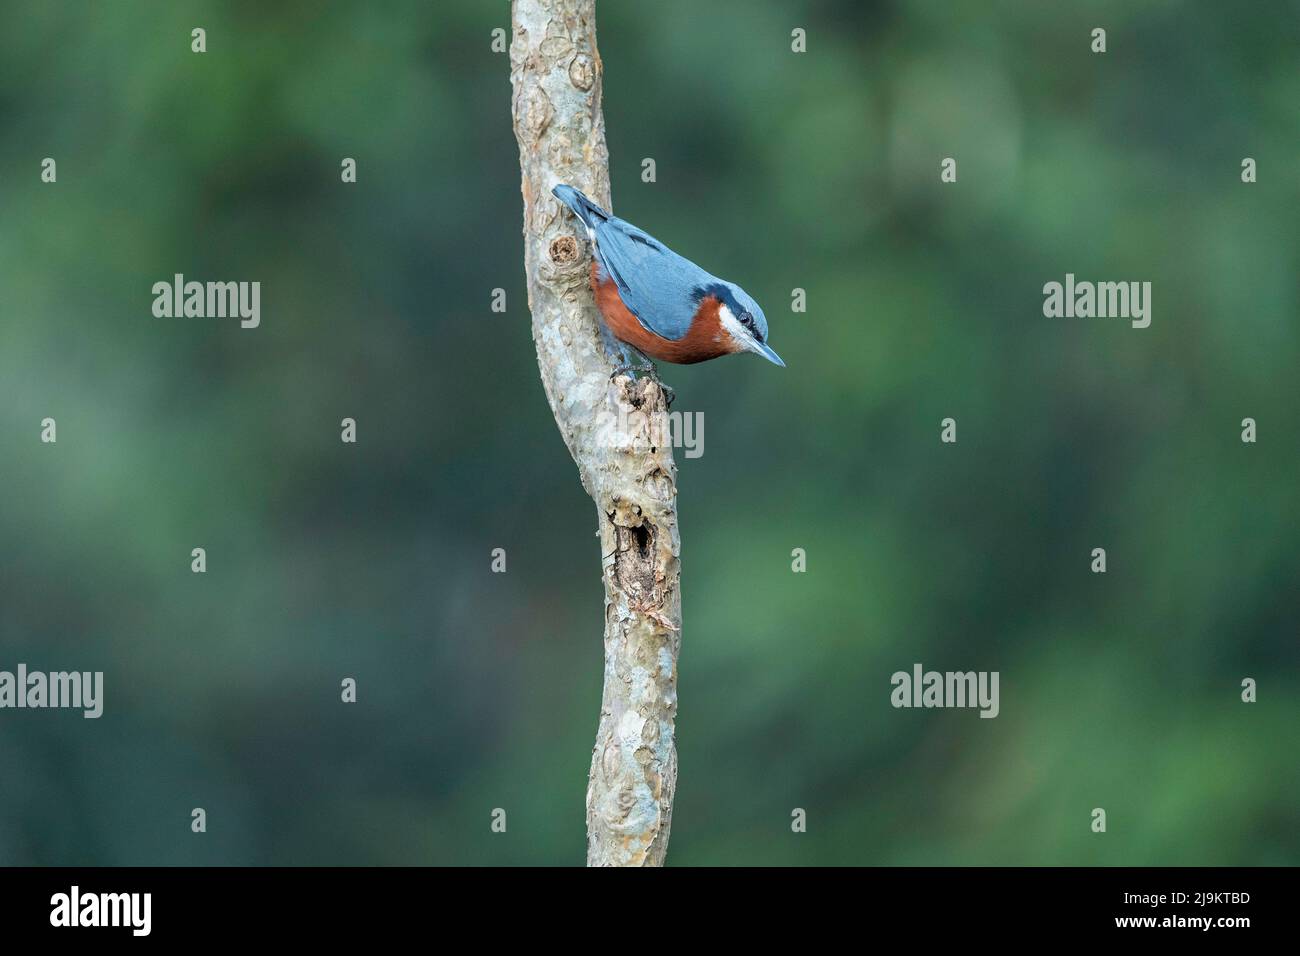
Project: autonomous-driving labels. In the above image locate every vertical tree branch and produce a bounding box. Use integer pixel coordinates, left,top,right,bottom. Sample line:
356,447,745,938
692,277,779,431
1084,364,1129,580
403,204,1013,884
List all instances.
510,0,682,866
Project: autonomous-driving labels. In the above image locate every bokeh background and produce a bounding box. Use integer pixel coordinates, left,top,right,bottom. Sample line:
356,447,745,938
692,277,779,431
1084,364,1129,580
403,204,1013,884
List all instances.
1,0,1296,865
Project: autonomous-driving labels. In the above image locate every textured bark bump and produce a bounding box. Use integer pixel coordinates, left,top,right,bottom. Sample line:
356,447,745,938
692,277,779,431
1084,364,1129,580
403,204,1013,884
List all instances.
510,0,682,867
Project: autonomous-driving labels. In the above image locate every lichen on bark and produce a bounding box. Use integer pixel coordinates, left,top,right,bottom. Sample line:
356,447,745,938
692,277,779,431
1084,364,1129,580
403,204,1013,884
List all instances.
510,0,683,867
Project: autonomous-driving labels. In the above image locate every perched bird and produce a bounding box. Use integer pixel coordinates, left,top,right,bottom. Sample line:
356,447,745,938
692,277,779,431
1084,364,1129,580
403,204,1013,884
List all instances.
552,185,785,370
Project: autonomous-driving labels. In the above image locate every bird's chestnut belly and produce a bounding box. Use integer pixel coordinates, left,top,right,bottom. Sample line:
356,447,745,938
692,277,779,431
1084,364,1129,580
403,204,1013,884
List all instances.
590,263,733,365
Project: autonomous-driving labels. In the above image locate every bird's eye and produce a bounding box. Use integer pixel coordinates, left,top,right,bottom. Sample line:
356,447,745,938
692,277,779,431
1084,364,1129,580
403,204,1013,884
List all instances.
740,311,754,328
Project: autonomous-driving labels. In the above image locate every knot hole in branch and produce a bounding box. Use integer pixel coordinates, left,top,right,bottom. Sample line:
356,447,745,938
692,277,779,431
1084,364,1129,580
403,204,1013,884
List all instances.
549,235,580,265
610,514,660,604
630,523,651,559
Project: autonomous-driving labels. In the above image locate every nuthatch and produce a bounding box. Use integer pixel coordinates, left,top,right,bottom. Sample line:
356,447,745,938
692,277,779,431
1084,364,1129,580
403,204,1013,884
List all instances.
553,185,785,370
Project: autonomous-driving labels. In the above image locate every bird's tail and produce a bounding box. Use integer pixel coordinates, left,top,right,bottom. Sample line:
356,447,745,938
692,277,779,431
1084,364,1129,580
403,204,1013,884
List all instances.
552,184,610,231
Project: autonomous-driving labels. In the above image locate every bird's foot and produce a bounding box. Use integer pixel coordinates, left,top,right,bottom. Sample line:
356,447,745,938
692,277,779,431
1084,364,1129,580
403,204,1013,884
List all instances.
637,362,675,405
610,350,673,406
609,357,657,380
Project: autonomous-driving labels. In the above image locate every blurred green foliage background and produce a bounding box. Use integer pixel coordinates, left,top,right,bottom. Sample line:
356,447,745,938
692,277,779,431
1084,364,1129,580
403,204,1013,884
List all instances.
1,0,1296,865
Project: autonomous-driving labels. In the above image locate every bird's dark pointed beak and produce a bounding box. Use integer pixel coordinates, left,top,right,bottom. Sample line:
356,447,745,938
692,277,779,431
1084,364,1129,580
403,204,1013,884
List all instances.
754,341,785,367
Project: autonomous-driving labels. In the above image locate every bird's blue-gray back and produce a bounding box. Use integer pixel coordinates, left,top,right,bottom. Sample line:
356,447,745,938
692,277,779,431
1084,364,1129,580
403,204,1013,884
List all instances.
593,216,717,342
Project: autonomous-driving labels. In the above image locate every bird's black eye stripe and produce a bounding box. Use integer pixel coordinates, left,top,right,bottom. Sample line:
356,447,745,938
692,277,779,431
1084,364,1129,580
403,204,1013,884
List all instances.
690,282,731,305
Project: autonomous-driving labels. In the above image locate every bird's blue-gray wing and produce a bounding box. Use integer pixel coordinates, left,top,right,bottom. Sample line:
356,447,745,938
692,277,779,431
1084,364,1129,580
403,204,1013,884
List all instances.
593,217,713,342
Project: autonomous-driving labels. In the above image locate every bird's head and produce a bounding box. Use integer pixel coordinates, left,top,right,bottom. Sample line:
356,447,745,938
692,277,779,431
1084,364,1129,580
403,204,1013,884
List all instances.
714,282,784,367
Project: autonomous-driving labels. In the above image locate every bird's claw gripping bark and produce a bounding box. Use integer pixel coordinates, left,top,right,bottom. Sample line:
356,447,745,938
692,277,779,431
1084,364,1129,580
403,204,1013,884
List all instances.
610,359,674,407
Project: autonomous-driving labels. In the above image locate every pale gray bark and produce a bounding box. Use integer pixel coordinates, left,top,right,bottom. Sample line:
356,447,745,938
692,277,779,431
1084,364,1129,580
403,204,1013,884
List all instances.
510,0,682,866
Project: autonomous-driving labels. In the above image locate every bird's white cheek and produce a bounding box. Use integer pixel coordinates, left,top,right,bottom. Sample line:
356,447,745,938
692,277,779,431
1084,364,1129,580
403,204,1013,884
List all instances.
717,303,741,341
716,302,759,354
